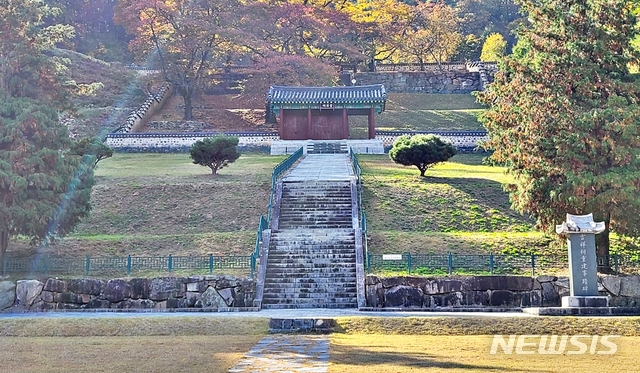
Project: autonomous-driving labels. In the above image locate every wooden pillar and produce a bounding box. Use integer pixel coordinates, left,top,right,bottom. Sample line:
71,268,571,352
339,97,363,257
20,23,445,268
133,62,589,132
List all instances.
368,107,376,139
279,108,285,139
307,108,312,139
342,108,348,139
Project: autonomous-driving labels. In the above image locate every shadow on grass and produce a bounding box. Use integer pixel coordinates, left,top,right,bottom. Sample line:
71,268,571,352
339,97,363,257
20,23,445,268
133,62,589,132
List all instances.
420,176,517,214
330,344,521,371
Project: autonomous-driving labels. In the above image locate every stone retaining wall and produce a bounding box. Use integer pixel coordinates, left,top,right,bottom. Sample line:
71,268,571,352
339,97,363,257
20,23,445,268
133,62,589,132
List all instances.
354,71,482,93
365,274,640,308
0,275,254,312
105,132,486,153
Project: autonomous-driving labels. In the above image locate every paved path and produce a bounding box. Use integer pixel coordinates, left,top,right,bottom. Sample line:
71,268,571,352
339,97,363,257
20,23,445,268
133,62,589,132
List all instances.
284,154,354,182
0,308,533,319
228,334,329,373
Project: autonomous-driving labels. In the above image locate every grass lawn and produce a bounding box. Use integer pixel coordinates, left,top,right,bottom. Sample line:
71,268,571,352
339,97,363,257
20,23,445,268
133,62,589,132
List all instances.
7,153,285,260
0,316,268,372
349,93,486,138
357,154,554,257
330,317,640,372
0,335,261,373
329,334,640,373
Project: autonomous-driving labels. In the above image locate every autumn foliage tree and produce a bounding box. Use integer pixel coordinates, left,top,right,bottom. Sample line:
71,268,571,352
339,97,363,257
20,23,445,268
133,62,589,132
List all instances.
397,2,462,69
0,0,75,105
114,0,241,120
477,0,640,268
480,32,506,62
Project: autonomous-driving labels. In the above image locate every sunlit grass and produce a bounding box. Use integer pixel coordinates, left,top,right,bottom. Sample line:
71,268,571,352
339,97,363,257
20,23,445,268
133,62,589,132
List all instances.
329,334,640,373
0,317,268,373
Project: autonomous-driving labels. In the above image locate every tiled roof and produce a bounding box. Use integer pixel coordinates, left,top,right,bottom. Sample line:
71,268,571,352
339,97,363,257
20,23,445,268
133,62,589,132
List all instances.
267,84,387,106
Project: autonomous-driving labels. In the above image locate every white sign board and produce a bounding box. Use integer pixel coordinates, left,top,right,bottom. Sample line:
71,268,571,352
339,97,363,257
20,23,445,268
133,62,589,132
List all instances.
382,254,403,261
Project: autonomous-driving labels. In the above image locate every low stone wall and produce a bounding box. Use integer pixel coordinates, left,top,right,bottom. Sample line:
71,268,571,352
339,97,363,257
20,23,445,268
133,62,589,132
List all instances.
115,84,173,134
147,121,209,132
354,71,482,93
105,132,486,153
0,275,255,312
376,131,487,150
365,274,640,308
105,132,278,152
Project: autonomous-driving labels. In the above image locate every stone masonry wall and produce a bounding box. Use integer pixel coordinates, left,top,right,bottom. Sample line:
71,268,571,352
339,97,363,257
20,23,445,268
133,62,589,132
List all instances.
0,275,254,312
365,274,640,308
354,71,482,93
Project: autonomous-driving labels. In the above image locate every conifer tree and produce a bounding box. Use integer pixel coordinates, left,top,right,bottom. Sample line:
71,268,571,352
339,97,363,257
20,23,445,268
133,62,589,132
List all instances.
477,0,640,269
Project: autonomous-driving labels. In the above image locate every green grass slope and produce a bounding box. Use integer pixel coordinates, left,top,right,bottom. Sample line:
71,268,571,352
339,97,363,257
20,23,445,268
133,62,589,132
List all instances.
359,154,552,256
349,93,486,138
9,153,285,259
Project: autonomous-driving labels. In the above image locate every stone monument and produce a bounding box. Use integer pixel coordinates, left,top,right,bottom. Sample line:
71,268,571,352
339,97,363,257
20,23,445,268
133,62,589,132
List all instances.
556,213,609,307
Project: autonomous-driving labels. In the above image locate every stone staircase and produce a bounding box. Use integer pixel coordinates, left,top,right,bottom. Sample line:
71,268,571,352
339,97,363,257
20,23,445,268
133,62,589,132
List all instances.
261,179,358,308
307,142,348,154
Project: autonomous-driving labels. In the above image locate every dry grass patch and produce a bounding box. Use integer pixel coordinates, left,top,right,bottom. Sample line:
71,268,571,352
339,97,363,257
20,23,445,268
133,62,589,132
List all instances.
0,316,268,337
0,317,268,373
334,317,640,336
0,335,260,373
329,334,640,373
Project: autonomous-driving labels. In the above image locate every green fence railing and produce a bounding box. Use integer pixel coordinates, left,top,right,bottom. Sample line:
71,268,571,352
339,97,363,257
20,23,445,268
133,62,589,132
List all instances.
250,147,304,278
1,254,253,277
250,215,269,278
365,253,640,276
267,147,304,222
349,148,369,260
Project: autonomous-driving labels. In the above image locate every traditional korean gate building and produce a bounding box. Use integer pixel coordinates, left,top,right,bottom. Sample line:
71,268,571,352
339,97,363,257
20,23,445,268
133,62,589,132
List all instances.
267,84,387,140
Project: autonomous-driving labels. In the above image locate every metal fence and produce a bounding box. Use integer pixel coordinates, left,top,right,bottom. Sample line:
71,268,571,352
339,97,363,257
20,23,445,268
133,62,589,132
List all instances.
1,255,253,277
366,253,640,276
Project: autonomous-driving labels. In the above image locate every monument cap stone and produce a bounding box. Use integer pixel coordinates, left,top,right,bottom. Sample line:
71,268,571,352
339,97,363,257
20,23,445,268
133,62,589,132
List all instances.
556,213,605,235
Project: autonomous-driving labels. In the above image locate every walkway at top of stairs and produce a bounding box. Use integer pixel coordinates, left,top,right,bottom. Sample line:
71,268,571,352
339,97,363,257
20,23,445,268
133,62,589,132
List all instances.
283,154,355,182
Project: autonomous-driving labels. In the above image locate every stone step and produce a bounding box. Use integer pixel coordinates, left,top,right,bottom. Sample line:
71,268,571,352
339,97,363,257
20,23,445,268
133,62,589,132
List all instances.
269,241,355,247
278,223,353,228
272,228,355,234
262,297,357,303
262,293,358,300
282,191,351,196
261,303,358,309
263,282,356,289
268,254,356,260
269,245,356,250
262,293,357,300
265,272,356,279
264,279,355,285
267,258,356,271
279,205,353,210
278,214,352,219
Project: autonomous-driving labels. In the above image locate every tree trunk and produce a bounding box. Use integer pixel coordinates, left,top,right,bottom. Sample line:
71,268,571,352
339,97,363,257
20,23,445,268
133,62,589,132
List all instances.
183,90,193,121
0,230,7,270
596,213,612,274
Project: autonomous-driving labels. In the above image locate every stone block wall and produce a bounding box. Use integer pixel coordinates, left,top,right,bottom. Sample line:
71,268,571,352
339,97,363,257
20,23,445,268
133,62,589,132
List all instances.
115,84,173,134
354,71,482,93
0,275,255,312
105,132,279,152
365,274,640,308
376,131,487,150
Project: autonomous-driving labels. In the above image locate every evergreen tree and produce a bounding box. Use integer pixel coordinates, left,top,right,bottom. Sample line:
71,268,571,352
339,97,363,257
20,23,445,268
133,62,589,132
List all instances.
189,136,240,175
389,134,457,177
0,93,95,262
477,0,640,269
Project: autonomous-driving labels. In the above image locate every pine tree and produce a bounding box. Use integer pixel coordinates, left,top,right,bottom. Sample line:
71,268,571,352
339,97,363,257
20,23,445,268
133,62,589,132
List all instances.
477,0,640,270
0,93,95,262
